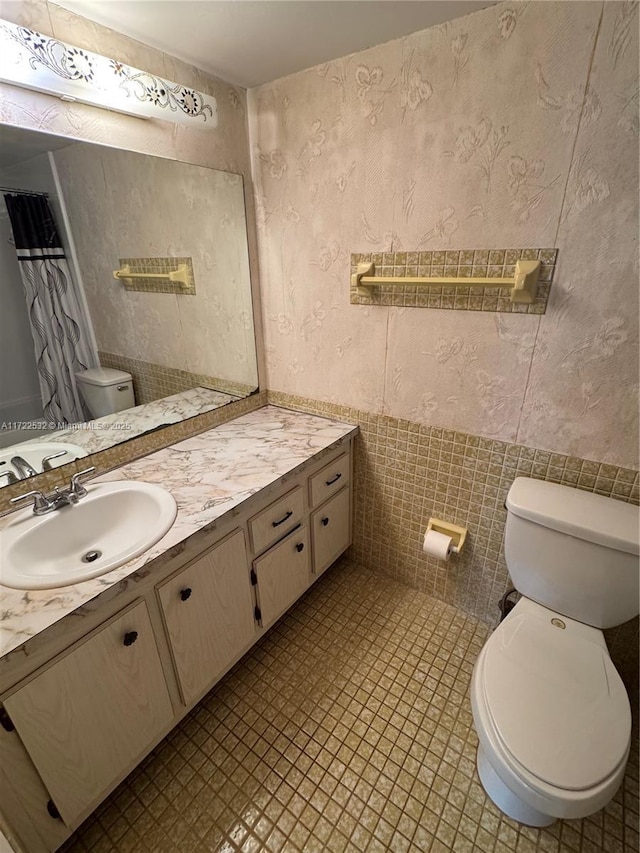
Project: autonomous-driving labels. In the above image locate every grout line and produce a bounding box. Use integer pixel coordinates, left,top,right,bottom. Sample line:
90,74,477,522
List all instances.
513,313,542,447
514,1,605,448
552,0,605,246
380,310,392,417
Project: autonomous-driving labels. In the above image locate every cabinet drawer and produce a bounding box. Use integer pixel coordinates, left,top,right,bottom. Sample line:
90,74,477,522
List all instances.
309,451,351,509
253,525,310,629
157,529,255,704
4,601,173,826
249,486,304,555
311,487,351,576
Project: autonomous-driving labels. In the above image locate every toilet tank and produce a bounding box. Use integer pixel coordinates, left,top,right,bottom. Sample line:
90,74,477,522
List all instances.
505,477,639,629
75,368,135,419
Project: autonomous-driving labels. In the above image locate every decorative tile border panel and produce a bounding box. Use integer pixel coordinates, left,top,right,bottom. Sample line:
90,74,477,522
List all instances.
117,257,195,295
99,352,256,404
350,248,557,313
267,390,639,701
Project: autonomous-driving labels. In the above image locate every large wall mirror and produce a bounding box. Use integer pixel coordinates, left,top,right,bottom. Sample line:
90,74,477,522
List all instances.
0,124,258,490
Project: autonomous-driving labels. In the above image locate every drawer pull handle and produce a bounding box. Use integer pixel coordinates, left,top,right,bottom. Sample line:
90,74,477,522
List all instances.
272,510,293,528
326,472,342,486
47,800,62,821
123,631,138,646
0,707,14,732
180,587,192,601
321,517,330,527
296,542,305,552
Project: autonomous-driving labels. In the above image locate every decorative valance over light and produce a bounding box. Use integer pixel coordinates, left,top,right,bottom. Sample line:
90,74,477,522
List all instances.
0,19,218,130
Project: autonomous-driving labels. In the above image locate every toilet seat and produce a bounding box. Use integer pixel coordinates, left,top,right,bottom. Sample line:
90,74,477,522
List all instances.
471,598,631,820
482,603,630,790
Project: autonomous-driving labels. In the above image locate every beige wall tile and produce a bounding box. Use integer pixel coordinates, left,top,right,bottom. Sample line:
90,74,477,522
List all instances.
267,389,639,694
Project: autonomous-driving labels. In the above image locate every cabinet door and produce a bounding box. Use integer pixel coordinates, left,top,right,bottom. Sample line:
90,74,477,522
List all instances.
4,601,173,827
254,525,310,629
311,487,351,576
157,529,255,704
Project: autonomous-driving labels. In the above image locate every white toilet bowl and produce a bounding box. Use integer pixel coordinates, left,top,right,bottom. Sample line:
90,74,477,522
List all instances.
471,597,631,826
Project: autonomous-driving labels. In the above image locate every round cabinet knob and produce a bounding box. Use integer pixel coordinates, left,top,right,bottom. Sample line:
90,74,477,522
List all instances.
180,587,192,601
123,631,138,647
296,542,304,552
321,517,330,527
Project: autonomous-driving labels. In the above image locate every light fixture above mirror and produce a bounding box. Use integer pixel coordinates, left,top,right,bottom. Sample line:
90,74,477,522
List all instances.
0,18,218,129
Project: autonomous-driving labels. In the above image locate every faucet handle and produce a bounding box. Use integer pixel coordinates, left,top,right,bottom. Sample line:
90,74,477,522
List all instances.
10,489,52,514
69,467,96,498
41,449,68,471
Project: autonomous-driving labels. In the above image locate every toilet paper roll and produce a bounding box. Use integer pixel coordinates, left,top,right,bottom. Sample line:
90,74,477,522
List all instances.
423,529,453,561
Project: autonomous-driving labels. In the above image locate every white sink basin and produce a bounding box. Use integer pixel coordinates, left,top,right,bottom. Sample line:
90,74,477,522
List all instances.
0,481,177,590
0,442,88,480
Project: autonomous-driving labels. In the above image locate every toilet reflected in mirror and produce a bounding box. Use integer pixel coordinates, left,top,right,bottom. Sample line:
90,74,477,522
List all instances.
75,369,135,420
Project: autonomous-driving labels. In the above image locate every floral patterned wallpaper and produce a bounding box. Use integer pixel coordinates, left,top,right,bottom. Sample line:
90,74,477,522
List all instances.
52,143,258,389
249,1,639,469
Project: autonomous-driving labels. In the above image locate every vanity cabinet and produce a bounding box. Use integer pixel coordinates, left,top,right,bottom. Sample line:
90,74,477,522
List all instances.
3,601,173,827
253,525,310,628
312,487,352,576
157,529,255,704
0,435,354,853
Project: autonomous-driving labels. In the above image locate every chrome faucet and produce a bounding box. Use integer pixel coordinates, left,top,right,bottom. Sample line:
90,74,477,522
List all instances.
11,456,37,479
10,468,96,516
0,470,18,486
41,449,68,471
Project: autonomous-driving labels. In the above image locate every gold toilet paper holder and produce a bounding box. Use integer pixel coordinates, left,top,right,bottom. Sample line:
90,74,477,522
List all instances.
426,518,467,554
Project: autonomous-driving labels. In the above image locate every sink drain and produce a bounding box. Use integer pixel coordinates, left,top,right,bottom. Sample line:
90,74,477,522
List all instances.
81,550,102,563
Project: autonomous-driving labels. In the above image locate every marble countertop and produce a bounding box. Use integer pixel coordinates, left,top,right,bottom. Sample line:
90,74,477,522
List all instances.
0,406,357,659
31,386,239,454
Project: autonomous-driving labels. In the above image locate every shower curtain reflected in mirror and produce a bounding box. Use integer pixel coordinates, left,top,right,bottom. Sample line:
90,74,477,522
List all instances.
4,193,98,425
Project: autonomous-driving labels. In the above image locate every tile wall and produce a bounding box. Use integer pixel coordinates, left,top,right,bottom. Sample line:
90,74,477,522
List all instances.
350,249,557,313
99,352,256,405
266,391,640,702
116,257,196,296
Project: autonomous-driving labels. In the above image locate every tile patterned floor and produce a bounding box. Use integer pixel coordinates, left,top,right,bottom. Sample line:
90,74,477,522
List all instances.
61,560,639,853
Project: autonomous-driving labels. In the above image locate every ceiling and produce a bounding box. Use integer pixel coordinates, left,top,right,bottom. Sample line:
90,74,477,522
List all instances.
51,1,494,88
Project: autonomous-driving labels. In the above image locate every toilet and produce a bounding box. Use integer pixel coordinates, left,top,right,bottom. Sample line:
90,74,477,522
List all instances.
75,367,135,418
471,477,639,827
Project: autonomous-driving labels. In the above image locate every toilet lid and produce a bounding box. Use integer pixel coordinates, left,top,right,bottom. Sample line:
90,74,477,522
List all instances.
483,612,630,791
